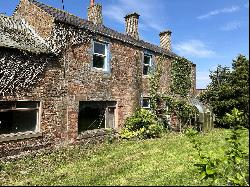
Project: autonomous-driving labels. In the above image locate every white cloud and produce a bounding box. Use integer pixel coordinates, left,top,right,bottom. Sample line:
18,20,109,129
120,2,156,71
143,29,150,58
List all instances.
197,6,240,20
103,0,167,32
103,5,124,23
196,71,211,89
173,40,216,58
220,21,242,31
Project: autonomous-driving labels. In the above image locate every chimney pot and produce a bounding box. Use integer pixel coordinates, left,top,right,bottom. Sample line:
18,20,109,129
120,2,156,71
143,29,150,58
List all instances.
159,30,172,51
90,0,94,6
125,12,140,40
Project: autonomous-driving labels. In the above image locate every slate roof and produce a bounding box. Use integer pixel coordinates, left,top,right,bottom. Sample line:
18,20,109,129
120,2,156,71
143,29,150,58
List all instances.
0,14,52,54
25,0,177,58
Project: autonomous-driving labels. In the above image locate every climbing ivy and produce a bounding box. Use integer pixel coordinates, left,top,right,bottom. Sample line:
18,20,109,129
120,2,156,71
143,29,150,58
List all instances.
148,56,198,131
164,95,199,131
149,56,163,115
170,56,193,97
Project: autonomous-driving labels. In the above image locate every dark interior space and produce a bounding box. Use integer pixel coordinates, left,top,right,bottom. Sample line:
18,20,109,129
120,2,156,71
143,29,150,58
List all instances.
0,110,37,135
78,105,106,132
78,101,116,133
0,101,38,135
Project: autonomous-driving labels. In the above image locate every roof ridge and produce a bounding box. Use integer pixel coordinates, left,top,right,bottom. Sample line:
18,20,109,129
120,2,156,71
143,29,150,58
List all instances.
26,0,177,57
27,0,79,19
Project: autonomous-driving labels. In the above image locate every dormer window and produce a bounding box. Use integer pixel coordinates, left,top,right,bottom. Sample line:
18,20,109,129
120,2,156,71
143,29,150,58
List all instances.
93,41,109,71
143,54,152,75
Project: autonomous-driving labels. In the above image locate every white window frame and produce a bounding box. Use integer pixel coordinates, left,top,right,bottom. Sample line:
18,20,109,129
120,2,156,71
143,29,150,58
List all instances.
142,97,151,109
143,54,152,76
0,101,40,135
93,41,108,71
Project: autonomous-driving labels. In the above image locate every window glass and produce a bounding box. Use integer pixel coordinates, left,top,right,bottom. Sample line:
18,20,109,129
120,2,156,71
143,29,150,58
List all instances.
78,101,116,133
94,42,106,55
0,102,13,110
142,98,150,108
93,55,105,69
13,111,37,133
144,55,151,65
93,41,109,71
16,102,38,109
0,101,39,135
143,66,149,75
143,54,152,75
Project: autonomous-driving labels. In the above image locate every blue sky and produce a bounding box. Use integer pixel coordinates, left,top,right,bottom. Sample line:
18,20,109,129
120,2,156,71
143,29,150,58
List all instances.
1,0,249,88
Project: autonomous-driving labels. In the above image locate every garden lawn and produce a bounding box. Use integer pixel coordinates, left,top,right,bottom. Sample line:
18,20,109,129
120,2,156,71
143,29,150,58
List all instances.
0,128,249,186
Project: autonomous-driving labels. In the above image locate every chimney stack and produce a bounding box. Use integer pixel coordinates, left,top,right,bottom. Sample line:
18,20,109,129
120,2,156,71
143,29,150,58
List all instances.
159,30,172,51
125,13,140,40
88,0,103,25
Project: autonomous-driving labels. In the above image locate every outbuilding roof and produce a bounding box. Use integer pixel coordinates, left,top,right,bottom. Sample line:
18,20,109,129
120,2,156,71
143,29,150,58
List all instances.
0,14,52,54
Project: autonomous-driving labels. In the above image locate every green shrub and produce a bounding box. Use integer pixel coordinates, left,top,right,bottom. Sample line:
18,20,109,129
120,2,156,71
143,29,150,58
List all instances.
120,109,164,139
186,108,249,186
147,124,164,138
222,108,246,128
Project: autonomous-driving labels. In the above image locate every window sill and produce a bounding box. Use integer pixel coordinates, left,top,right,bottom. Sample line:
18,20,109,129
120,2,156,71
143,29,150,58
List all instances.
93,67,105,71
0,131,42,143
92,68,111,77
77,128,118,140
92,67,110,73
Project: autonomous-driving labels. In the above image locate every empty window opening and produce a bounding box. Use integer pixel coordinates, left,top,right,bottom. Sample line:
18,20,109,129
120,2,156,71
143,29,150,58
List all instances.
0,101,40,135
142,98,151,109
78,101,116,133
93,41,108,71
143,54,152,75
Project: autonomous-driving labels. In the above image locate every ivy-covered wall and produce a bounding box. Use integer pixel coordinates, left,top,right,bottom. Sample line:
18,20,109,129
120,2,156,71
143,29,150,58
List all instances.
170,57,194,97
0,48,52,95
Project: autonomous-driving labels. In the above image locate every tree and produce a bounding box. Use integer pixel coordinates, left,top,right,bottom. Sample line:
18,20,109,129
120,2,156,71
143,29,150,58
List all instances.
200,54,249,128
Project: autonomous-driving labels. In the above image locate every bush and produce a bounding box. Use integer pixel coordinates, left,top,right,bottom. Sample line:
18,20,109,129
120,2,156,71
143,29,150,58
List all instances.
222,108,246,128
120,109,164,139
186,108,249,186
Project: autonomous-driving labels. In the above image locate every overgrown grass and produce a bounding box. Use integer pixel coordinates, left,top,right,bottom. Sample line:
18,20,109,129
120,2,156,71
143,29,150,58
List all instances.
0,128,248,186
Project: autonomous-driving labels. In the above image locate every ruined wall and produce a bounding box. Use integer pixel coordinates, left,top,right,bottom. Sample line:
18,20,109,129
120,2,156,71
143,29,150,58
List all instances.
13,0,55,39
64,33,143,140
0,47,66,157
0,19,94,157
0,49,49,95
0,0,187,157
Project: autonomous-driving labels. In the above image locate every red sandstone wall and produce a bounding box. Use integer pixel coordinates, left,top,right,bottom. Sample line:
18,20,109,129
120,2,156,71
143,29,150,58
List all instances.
0,49,66,157
1,0,197,157
64,38,143,140
13,0,54,39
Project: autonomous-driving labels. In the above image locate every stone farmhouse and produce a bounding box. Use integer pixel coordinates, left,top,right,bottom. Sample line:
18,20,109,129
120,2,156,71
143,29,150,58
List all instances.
0,0,196,157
